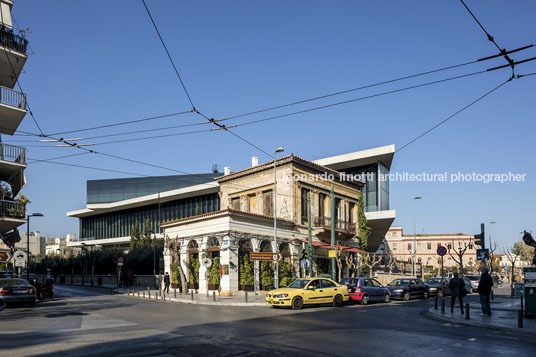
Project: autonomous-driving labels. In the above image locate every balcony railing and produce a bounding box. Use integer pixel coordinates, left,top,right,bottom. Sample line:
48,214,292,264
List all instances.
0,27,28,54
312,216,357,233
0,143,26,164
0,86,26,110
0,199,26,219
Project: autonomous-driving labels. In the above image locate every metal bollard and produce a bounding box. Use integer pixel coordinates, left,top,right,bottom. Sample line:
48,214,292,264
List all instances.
174,288,177,299
465,303,470,320
441,298,445,315
127,289,130,295
518,310,524,328
143,291,145,298
191,291,194,300
434,296,438,310
245,291,248,303
137,291,140,297
213,291,216,302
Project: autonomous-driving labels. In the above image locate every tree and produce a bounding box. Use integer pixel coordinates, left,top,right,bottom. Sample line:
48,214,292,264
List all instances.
447,238,472,276
335,243,345,280
130,219,155,249
360,252,382,278
512,241,535,264
165,235,188,294
386,249,403,276
345,253,358,278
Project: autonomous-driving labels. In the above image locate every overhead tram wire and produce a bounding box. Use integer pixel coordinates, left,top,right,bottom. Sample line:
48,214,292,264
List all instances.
47,110,195,136
26,152,91,163
141,0,196,110
397,76,515,153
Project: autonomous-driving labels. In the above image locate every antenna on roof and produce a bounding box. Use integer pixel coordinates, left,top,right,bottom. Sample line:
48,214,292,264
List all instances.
211,164,219,173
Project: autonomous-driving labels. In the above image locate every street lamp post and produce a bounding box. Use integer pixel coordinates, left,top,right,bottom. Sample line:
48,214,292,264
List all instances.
489,221,496,272
273,147,284,289
26,213,44,280
413,196,422,278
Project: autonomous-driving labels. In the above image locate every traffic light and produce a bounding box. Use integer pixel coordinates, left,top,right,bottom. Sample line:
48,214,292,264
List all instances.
298,246,309,260
474,223,485,248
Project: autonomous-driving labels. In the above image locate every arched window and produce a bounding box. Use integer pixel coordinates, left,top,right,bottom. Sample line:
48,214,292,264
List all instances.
188,240,199,254
279,242,291,261
239,239,253,252
207,237,219,252
260,240,273,252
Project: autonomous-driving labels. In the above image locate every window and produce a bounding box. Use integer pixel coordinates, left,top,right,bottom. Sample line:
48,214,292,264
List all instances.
370,279,381,287
447,243,452,249
393,243,397,250
301,188,310,219
263,190,273,216
348,202,356,223
427,243,432,250
319,193,326,217
469,243,474,250
320,279,336,288
247,194,257,213
408,243,412,251
230,197,240,211
437,243,442,248
417,243,422,251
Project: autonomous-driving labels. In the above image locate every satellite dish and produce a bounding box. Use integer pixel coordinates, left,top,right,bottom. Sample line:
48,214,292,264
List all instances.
203,258,212,268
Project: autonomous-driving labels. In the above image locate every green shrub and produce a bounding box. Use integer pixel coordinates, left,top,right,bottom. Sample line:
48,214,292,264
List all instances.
188,255,200,284
208,257,220,285
278,261,293,287
239,254,254,286
260,261,274,287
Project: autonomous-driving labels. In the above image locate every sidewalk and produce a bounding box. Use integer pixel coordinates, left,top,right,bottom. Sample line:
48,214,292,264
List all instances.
426,287,536,334
115,287,268,307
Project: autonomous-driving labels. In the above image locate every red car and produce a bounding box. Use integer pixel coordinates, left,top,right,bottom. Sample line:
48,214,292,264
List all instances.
340,277,391,305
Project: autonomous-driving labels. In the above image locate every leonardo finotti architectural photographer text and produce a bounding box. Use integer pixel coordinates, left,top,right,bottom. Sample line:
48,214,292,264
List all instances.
287,172,527,184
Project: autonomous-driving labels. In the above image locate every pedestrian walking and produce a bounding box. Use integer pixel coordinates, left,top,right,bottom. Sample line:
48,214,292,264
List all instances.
448,272,465,314
478,267,493,316
163,272,170,294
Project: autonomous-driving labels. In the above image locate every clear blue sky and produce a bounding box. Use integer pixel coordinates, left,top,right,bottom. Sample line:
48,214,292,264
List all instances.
5,0,535,251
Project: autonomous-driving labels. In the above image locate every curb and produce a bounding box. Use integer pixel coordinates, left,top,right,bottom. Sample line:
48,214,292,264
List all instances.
424,309,535,336
117,291,268,307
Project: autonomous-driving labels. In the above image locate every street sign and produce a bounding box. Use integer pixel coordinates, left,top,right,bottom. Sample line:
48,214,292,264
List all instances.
13,250,27,266
300,259,310,269
202,258,212,268
328,250,336,258
437,246,447,256
117,257,124,266
476,248,490,261
0,251,11,262
250,252,282,261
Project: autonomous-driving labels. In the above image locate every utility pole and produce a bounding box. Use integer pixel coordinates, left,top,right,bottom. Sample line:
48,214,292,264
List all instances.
331,184,336,281
307,191,313,277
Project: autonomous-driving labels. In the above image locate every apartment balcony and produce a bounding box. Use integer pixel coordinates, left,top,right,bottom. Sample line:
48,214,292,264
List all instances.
0,86,27,135
0,199,26,234
0,27,28,87
300,216,357,239
0,143,26,196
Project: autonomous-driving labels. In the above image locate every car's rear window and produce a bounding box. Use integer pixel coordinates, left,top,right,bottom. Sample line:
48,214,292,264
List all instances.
466,276,479,281
0,279,29,286
388,279,411,286
340,278,356,286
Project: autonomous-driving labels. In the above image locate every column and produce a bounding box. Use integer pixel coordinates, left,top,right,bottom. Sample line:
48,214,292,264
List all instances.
220,235,239,296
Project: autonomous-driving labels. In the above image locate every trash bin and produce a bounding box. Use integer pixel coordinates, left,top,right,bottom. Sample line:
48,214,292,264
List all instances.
523,268,536,317
514,282,525,297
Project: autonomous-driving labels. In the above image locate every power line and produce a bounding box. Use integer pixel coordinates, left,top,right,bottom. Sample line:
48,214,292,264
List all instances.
397,78,512,153
140,0,196,109
226,69,491,129
26,152,91,163
47,110,194,136
458,0,503,52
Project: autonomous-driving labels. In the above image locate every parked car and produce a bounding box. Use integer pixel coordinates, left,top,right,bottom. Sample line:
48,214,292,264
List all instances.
465,275,480,292
462,277,473,294
266,277,349,310
0,278,37,307
340,277,390,305
387,278,429,300
424,277,451,297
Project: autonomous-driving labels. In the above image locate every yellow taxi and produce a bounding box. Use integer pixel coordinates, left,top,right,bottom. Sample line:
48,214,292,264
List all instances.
265,277,349,309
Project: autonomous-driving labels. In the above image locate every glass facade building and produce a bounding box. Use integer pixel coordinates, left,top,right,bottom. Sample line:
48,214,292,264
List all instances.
338,162,389,212
80,193,220,240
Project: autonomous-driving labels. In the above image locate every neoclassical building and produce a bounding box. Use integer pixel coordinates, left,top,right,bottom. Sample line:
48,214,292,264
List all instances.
161,155,364,295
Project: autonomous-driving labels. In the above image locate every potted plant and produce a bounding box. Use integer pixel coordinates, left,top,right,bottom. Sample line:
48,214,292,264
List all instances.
239,255,254,291
260,261,274,290
188,256,200,289
208,256,220,290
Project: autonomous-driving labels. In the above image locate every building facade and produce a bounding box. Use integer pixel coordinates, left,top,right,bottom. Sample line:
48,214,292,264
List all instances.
161,155,364,295
379,226,479,272
0,0,29,252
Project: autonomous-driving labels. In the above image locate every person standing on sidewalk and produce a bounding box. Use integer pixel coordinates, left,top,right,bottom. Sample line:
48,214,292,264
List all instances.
163,272,170,294
478,267,493,316
448,272,465,314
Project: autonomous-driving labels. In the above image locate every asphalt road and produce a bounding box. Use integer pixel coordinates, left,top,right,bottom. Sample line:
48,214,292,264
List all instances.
0,286,534,356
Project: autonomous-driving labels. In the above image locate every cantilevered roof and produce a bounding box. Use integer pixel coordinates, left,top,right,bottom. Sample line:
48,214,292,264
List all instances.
314,144,395,171
87,173,220,204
